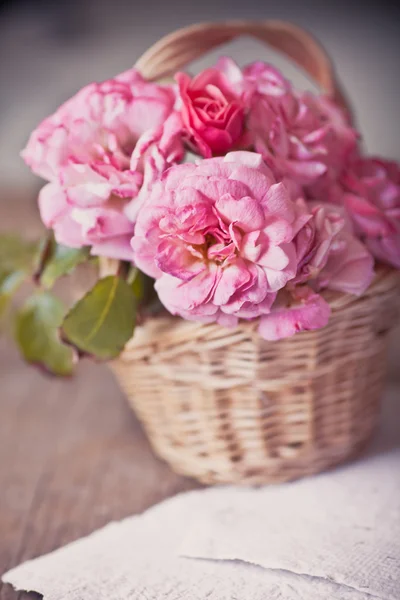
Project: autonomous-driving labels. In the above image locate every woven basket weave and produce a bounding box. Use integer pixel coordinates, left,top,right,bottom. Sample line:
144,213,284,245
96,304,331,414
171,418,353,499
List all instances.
109,267,399,484
106,21,399,484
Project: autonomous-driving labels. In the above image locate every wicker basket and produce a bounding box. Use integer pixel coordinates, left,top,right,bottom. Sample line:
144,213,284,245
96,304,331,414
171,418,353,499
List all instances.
109,267,399,484
106,21,399,484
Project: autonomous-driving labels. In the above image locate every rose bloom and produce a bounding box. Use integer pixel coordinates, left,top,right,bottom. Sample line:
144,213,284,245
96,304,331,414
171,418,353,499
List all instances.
22,68,183,260
132,151,373,339
132,152,302,327
236,61,357,190
175,64,246,158
259,201,374,340
338,157,400,269
293,200,374,294
201,57,357,194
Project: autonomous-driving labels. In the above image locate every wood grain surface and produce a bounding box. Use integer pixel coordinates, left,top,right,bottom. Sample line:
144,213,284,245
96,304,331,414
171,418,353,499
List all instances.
0,337,197,599
0,189,197,598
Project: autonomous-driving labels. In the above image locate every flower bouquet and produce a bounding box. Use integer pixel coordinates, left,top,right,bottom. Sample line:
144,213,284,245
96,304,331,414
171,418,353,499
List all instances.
2,21,399,483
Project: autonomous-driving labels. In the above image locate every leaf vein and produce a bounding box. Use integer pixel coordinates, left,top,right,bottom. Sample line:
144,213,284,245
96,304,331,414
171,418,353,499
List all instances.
83,276,119,345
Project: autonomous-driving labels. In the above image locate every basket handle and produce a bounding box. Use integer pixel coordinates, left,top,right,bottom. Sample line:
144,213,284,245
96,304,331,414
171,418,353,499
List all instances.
135,20,352,119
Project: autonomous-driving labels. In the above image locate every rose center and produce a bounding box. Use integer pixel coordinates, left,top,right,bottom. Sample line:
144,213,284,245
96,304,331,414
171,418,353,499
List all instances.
93,130,137,170
198,230,238,265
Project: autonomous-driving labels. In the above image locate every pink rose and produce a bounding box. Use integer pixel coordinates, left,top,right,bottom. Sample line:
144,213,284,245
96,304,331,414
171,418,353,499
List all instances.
176,66,245,158
245,65,357,188
293,200,373,294
38,183,135,260
339,157,400,268
316,228,374,295
132,152,301,326
258,200,374,341
22,69,179,184
292,199,344,284
22,68,183,260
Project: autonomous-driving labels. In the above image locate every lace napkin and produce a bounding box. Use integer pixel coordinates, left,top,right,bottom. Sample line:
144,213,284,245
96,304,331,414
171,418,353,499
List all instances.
3,387,399,600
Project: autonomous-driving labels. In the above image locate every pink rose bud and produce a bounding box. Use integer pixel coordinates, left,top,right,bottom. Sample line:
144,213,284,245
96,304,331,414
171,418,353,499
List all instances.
176,67,245,158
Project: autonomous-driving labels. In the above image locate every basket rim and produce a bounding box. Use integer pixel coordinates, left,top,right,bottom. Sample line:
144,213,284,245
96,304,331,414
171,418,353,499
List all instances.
116,264,398,355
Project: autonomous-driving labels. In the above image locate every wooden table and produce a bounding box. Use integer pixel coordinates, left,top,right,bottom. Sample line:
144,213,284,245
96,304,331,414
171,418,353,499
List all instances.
0,340,197,599
0,189,197,598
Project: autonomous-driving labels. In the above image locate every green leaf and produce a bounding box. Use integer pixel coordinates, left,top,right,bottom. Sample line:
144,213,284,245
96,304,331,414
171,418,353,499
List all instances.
40,243,90,288
15,292,75,376
0,234,37,273
62,275,136,360
0,270,26,317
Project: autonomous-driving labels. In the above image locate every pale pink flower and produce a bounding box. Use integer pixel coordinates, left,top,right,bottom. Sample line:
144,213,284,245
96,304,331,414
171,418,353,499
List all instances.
175,65,245,158
292,199,344,284
22,68,183,259
38,183,135,260
247,75,357,188
316,229,374,295
258,200,374,341
132,152,302,326
338,157,400,268
22,69,179,184
293,200,373,294
213,58,356,191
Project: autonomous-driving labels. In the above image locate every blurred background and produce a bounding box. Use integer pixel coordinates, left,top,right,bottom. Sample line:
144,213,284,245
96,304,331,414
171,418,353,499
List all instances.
0,0,399,372
1,0,400,186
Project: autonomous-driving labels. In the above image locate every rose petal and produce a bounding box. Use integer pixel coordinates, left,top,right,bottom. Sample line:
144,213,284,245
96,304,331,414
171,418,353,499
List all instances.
216,194,265,232
259,288,331,340
213,259,252,305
